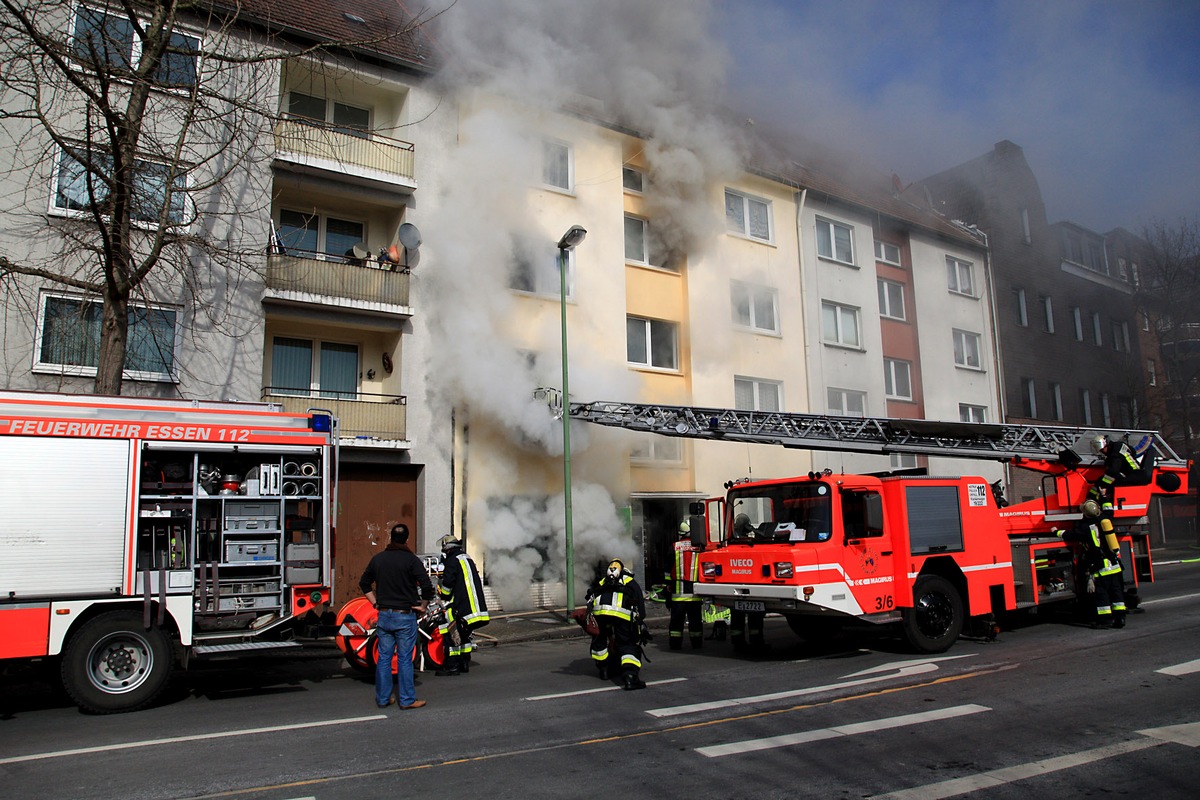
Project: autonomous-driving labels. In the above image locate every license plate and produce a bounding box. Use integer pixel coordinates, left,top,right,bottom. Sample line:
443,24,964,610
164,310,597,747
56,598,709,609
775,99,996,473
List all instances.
733,600,765,612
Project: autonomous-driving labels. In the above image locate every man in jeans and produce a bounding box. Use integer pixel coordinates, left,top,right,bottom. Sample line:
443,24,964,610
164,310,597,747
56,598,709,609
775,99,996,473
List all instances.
359,523,435,709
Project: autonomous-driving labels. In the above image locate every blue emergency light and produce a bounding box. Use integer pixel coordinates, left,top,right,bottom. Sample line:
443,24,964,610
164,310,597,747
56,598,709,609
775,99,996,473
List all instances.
309,413,332,433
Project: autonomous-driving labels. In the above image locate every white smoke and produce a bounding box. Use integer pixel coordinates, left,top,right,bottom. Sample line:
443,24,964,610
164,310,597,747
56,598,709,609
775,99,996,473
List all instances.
420,1,741,608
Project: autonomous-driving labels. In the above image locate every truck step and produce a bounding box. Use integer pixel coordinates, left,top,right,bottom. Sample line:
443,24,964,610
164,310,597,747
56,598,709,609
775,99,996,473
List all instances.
192,640,301,655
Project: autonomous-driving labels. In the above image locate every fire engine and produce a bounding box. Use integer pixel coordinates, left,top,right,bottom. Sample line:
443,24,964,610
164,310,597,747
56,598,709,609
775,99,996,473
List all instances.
0,390,338,713
569,400,1190,654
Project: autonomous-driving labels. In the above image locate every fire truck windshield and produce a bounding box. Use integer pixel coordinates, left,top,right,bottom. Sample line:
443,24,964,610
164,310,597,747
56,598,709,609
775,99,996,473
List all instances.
728,482,832,543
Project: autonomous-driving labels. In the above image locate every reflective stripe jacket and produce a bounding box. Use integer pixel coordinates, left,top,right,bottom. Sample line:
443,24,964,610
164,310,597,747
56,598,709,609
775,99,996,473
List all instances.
438,551,490,627
667,540,701,602
1057,522,1122,577
590,573,646,623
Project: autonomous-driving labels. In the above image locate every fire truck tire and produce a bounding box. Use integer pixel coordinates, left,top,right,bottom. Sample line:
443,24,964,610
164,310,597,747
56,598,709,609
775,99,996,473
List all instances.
60,612,173,714
902,575,963,654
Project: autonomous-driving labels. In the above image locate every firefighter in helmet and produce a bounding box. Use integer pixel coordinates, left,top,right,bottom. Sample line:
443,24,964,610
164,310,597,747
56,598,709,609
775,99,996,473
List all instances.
1087,434,1148,515
587,558,648,690
666,520,704,650
435,535,490,676
1055,500,1127,628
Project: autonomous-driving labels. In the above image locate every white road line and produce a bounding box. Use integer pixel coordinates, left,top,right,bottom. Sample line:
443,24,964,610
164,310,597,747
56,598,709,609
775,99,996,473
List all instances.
0,715,385,766
526,677,687,701
870,738,1161,800
1139,591,1200,606
1139,720,1200,747
1157,659,1200,677
696,704,990,758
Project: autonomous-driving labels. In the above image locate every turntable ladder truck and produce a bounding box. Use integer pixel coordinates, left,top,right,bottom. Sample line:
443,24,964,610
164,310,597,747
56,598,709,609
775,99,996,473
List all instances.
0,390,338,713
568,399,1190,653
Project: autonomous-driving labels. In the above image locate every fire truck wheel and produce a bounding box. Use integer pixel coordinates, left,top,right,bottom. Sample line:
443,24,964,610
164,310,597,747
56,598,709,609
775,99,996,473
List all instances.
902,575,963,654
61,612,173,714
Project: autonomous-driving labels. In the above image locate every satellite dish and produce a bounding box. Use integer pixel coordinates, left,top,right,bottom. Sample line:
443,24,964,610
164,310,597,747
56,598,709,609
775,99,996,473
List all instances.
397,223,422,249
402,248,421,269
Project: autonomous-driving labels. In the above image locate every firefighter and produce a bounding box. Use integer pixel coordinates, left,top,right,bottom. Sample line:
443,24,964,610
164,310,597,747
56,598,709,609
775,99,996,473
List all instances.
1055,501,1127,628
435,536,490,676
1088,434,1148,515
588,559,649,690
667,520,704,650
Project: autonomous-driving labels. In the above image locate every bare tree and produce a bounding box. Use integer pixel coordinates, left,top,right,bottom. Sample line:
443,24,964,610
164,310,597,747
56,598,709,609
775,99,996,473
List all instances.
0,0,437,395
1135,216,1200,457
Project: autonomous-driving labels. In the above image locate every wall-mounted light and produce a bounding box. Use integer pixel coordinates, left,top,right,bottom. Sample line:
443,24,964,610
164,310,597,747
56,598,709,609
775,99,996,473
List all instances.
366,369,376,380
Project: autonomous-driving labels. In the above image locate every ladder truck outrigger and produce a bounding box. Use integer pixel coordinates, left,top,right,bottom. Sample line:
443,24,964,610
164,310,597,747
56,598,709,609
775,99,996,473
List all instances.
568,399,1190,654
0,391,338,713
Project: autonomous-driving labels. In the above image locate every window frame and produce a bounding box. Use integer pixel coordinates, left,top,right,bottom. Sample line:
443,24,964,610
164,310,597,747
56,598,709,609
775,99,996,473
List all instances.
277,208,366,260
821,300,862,349
827,387,867,417
734,376,782,412
71,5,201,89
1015,288,1028,327
541,138,574,193
51,145,191,226
731,280,780,334
816,216,855,265
622,166,644,194
724,188,773,242
511,245,576,299
270,335,361,400
883,357,913,401
946,256,975,297
287,91,372,135
878,278,906,321
953,329,983,370
1041,294,1054,333
959,403,987,423
1072,307,1084,341
874,239,902,266
1049,382,1064,421
34,291,180,382
630,432,682,464
626,315,678,371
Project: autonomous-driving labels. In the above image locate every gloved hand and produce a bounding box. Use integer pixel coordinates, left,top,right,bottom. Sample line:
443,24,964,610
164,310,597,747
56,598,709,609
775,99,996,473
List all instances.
1086,486,1101,501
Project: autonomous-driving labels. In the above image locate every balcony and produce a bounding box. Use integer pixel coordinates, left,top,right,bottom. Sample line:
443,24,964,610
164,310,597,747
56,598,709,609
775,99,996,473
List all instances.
265,252,411,315
264,389,408,447
273,117,416,192
1160,323,1200,360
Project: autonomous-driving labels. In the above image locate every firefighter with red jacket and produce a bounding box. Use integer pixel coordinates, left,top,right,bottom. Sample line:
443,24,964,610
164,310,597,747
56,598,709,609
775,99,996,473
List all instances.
667,521,704,650
587,559,648,690
435,536,490,676
1055,501,1127,628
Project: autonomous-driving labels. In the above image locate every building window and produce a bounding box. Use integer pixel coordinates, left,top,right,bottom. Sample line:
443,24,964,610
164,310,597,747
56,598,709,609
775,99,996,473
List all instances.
1111,321,1130,352
278,209,364,259
1072,307,1084,341
731,281,779,333
816,217,855,264
959,404,987,423
828,387,866,417
884,358,913,400
1023,378,1037,418
890,453,918,469
542,139,573,191
53,146,189,225
73,6,199,87
1080,389,1093,426
878,279,905,321
953,329,982,369
1040,295,1054,333
1141,311,1151,332
630,433,681,463
1015,288,1028,327
874,240,902,266
1021,208,1031,244
271,337,359,399
36,293,178,381
511,242,574,298
1049,382,1064,421
947,257,975,297
1148,359,1157,387
1092,313,1103,346
288,92,370,135
734,377,782,412
821,301,861,348
627,316,678,370
622,166,644,193
1100,393,1112,426
724,189,772,241
624,215,650,264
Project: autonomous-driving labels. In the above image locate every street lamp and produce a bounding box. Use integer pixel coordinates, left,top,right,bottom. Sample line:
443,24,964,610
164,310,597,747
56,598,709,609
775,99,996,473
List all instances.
557,224,587,613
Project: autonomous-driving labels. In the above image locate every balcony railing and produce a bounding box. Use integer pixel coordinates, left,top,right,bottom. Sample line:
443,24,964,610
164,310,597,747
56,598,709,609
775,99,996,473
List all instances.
263,388,407,444
274,117,416,184
265,251,410,308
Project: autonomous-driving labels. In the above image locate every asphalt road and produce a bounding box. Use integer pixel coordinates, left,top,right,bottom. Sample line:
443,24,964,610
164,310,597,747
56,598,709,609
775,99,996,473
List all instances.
2,564,1198,800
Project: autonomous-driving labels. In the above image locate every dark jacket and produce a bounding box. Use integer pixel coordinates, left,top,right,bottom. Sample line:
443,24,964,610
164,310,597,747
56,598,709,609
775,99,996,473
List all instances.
439,550,490,626
359,545,435,610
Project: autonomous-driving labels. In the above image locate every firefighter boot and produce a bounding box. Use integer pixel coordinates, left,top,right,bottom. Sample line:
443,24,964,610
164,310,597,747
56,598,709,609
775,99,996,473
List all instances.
436,655,461,677
597,662,610,681
689,632,703,650
1111,612,1126,629
621,670,646,691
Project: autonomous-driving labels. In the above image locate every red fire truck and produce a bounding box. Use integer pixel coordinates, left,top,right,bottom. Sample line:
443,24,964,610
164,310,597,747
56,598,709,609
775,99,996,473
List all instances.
570,401,1190,653
0,391,337,712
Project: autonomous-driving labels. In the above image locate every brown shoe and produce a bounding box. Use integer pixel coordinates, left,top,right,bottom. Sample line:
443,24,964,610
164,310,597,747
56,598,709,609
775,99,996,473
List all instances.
399,699,427,709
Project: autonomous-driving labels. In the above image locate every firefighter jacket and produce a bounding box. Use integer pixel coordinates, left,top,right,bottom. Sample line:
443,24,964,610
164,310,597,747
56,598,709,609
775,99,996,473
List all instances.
1095,442,1141,492
667,539,701,602
438,551,490,628
1056,522,1122,578
589,573,646,623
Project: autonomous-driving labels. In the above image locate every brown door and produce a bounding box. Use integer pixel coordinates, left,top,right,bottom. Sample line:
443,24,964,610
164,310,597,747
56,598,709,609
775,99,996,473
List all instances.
334,462,420,608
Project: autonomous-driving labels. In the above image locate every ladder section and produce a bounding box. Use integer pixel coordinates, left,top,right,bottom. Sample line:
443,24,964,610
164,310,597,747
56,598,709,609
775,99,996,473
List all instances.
568,400,1183,465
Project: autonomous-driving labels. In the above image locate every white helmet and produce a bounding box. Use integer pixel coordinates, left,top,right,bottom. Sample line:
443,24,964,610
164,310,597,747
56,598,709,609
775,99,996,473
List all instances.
678,520,691,537
1090,434,1109,455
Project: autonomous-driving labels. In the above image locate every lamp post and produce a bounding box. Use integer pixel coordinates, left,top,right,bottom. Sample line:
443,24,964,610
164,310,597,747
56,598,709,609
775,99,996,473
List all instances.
557,224,587,613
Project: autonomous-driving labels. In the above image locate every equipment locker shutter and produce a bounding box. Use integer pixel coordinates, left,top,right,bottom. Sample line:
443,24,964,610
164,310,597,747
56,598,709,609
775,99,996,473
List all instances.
905,485,965,554
0,437,131,596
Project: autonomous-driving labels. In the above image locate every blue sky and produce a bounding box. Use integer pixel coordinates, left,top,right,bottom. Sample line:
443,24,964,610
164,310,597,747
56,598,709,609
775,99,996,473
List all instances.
714,0,1200,234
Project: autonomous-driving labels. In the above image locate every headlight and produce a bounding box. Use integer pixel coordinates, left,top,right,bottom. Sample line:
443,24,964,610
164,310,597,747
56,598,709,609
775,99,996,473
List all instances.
701,561,721,578
774,562,794,579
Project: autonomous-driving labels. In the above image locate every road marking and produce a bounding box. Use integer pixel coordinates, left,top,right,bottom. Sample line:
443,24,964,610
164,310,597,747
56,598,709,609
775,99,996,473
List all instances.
696,704,990,757
1157,659,1200,676
870,738,1162,799
526,677,687,701
0,715,384,766
1139,721,1200,747
1140,591,1200,606
646,655,973,718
